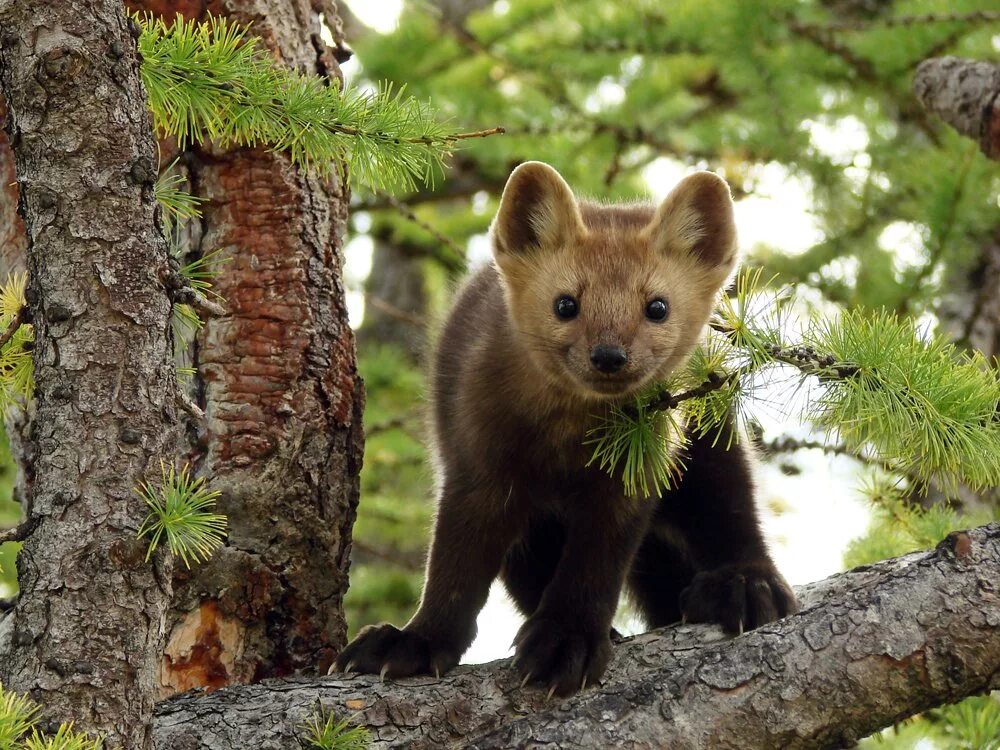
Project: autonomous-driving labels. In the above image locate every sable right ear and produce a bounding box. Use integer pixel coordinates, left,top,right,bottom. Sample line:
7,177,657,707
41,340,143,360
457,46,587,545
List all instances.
491,162,585,258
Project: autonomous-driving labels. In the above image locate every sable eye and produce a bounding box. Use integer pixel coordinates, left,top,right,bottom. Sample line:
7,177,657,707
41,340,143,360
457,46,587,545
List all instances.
645,298,669,322
554,295,579,320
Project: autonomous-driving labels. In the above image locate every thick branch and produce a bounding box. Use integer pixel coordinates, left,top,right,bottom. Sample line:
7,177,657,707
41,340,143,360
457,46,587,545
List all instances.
153,522,1000,750
914,57,1000,161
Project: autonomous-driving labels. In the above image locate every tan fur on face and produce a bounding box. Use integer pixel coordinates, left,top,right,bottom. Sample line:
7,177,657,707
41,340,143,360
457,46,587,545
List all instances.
491,162,738,403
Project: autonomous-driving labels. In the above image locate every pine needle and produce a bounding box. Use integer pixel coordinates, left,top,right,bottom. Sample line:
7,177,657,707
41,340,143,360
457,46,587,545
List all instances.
303,707,371,750
137,14,499,191
136,462,228,568
0,681,38,749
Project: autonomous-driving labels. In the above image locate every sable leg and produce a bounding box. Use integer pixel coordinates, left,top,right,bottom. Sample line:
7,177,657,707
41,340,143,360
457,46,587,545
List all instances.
335,481,511,678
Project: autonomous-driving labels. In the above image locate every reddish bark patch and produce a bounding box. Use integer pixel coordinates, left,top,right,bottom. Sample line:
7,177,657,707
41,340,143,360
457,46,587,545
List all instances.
160,600,245,695
0,97,26,274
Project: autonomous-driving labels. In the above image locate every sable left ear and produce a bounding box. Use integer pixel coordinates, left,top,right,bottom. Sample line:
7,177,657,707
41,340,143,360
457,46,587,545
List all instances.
643,172,738,273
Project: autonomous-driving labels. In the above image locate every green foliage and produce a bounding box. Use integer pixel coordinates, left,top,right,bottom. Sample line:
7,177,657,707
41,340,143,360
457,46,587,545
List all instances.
154,165,204,231
586,270,1000,497
0,683,102,750
929,695,1000,750
0,682,37,750
303,707,370,750
22,725,102,750
138,14,491,191
810,310,1000,493
343,346,430,634
136,462,227,568
0,273,33,411
585,393,686,497
861,694,1000,750
844,474,997,569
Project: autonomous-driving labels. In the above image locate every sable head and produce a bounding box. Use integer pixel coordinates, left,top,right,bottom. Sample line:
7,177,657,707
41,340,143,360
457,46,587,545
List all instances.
491,161,738,401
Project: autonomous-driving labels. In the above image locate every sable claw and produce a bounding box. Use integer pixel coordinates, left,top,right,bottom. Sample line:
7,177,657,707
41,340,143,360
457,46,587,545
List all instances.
737,619,744,636
581,676,588,691
519,672,533,689
380,664,390,682
434,665,441,679
681,613,687,625
345,661,357,673
546,684,557,701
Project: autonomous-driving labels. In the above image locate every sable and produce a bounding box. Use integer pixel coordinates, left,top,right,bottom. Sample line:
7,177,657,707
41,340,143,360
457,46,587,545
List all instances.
335,162,796,696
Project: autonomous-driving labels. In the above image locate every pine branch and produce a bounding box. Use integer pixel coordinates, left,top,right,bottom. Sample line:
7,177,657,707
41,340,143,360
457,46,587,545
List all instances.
590,271,1000,497
0,515,37,546
136,14,504,191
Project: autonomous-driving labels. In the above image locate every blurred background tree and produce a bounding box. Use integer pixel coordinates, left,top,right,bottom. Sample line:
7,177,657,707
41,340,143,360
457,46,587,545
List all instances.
335,0,1000,744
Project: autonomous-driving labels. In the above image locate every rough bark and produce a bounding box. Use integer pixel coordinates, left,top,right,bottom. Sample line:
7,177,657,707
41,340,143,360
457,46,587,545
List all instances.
153,522,1000,750
128,0,364,694
914,57,1000,161
0,2,179,747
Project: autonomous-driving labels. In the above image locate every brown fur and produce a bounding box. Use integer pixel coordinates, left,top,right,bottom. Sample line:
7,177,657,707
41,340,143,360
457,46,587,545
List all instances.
335,162,797,696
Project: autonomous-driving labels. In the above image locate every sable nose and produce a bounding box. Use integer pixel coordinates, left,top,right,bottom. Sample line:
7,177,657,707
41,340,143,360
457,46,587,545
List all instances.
590,344,628,374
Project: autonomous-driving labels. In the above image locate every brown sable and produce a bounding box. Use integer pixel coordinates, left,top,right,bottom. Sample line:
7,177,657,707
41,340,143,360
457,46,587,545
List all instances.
335,162,796,696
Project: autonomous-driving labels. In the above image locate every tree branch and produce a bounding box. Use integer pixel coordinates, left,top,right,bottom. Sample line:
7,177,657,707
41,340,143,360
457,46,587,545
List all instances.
0,306,26,350
152,522,1000,750
914,57,1000,161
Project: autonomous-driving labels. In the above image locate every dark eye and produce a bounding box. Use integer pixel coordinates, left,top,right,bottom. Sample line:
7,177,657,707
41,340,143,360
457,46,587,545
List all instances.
554,295,579,320
645,298,669,322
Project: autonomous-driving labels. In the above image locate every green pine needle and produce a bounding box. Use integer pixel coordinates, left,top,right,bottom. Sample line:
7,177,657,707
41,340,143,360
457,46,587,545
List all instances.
137,13,478,191
304,708,371,750
0,681,38,750
585,392,687,498
0,273,34,412
136,462,227,569
809,309,1000,493
22,724,103,750
154,164,204,230
591,265,1000,497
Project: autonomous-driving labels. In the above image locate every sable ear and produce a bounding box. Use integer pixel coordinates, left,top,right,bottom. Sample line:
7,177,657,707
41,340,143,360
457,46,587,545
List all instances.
644,172,738,273
491,161,585,258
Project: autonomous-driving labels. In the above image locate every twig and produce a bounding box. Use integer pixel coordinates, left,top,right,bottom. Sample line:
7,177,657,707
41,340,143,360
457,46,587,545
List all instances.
176,389,205,421
897,144,976,314
809,10,1000,32
638,324,859,418
375,192,468,273
172,286,227,319
0,514,36,545
0,307,26,350
365,413,418,437
363,295,426,329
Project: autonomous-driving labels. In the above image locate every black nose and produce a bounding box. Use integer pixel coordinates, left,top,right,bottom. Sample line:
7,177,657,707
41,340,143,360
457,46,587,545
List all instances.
590,344,628,373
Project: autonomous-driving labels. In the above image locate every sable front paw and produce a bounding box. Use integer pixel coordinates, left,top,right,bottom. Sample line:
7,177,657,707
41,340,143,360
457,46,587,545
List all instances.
331,623,460,679
679,561,798,634
513,614,611,697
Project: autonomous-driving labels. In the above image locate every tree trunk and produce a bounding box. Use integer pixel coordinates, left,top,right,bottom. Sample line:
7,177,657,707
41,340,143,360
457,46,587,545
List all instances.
128,0,365,694
0,2,179,746
153,522,1000,750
